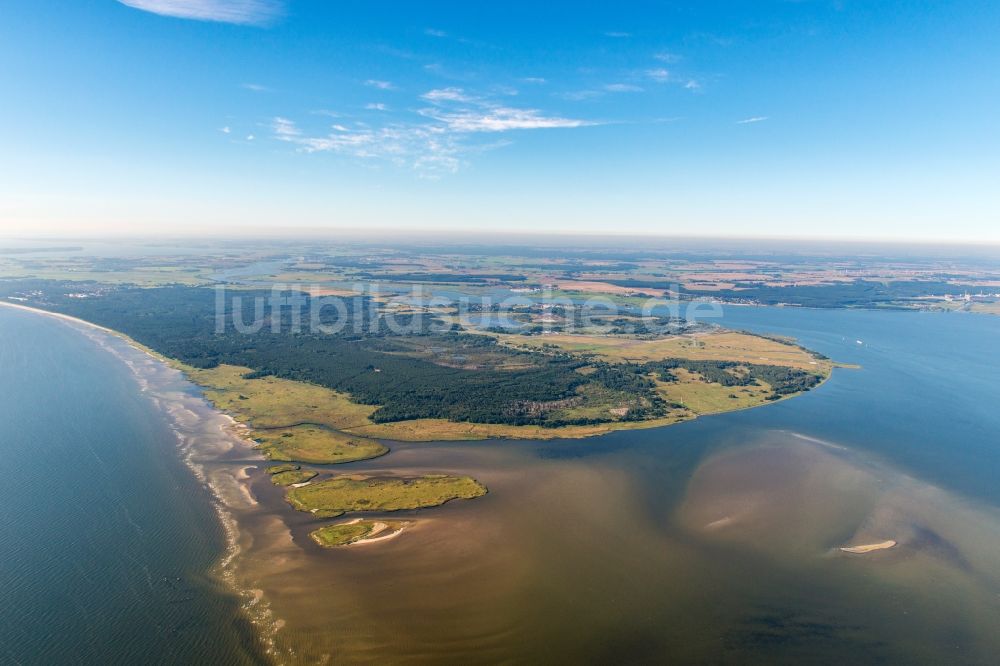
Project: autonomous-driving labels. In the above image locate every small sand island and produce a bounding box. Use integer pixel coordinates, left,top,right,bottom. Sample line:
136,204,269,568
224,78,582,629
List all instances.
840,540,897,554
310,518,410,547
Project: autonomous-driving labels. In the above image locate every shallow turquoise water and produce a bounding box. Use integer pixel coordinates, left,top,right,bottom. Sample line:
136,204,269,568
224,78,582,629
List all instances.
0,308,261,665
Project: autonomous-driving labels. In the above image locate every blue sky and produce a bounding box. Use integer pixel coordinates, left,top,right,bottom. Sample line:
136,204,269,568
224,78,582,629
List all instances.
1,1,998,241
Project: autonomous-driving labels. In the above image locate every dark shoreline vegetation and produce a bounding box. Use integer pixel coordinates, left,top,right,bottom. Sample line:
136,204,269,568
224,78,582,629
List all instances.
597,278,974,308
652,358,822,399
0,281,827,428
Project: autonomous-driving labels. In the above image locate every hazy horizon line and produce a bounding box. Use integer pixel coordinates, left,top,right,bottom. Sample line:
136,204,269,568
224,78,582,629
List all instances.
3,226,1000,249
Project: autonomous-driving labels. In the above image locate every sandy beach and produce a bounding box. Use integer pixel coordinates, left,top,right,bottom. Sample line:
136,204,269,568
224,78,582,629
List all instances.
840,540,897,554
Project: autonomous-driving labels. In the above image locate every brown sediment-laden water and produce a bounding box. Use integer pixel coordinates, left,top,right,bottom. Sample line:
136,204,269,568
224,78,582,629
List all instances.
4,303,1000,664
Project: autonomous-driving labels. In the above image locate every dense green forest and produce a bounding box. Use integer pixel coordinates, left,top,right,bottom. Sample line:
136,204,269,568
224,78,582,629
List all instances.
597,278,971,308
1,281,824,426
648,359,822,398
698,280,970,308
357,272,527,283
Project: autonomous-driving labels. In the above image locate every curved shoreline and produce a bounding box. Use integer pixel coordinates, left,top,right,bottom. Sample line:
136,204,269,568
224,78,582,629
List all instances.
0,300,836,664
0,302,279,663
0,302,836,445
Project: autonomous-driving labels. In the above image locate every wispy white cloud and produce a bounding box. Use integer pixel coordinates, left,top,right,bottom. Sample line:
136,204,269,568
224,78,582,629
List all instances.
521,77,547,85
422,60,485,78
272,117,465,175
421,87,475,103
560,89,604,101
687,32,734,48
418,86,594,131
645,68,670,82
241,82,270,92
272,116,299,137
117,0,282,25
365,79,395,90
220,126,231,134
365,103,389,111
421,28,490,48
736,116,768,124
646,55,703,91
653,51,682,63
491,84,519,97
272,89,595,176
420,106,592,132
604,83,643,93
562,83,642,100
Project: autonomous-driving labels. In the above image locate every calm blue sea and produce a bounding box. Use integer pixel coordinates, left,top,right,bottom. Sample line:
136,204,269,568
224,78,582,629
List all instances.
0,308,261,665
714,305,1000,506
